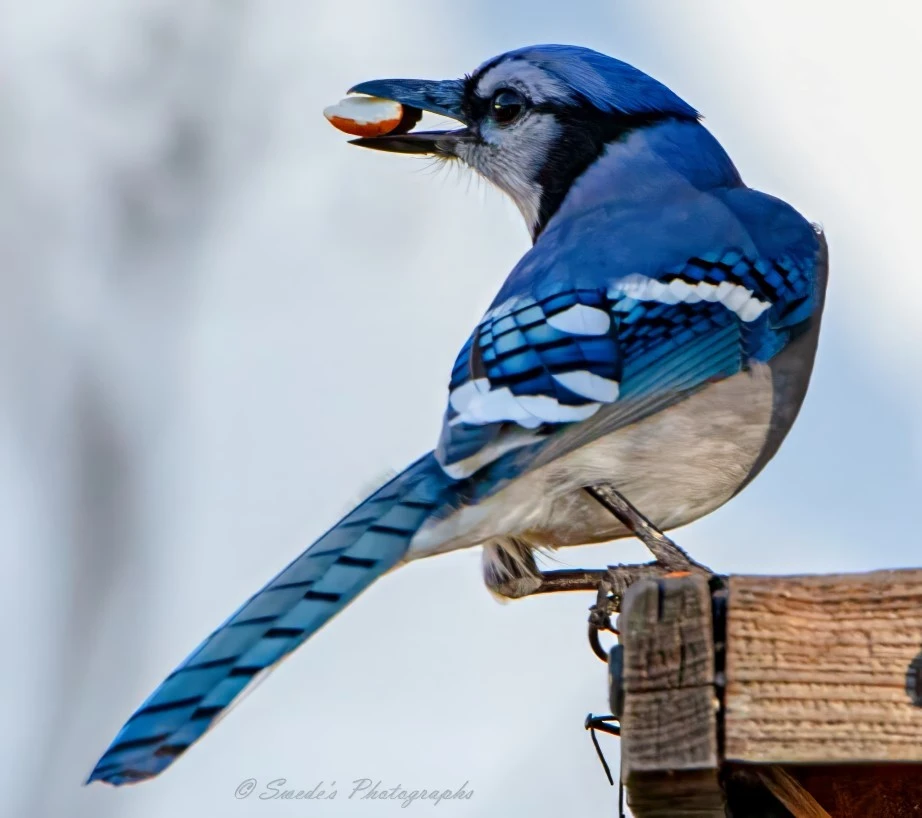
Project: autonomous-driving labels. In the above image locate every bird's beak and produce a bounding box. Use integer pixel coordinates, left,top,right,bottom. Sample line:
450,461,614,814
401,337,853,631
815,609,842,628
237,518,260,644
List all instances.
345,78,471,156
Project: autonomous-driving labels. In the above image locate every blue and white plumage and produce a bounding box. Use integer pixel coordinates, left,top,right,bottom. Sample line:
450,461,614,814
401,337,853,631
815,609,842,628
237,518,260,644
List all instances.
88,44,827,785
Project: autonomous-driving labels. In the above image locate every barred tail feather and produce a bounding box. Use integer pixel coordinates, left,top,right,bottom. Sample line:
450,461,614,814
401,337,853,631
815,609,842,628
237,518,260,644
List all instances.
87,453,455,786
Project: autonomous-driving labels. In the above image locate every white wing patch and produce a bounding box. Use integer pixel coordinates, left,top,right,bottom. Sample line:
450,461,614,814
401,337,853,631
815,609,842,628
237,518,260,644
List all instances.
448,378,604,428
545,303,611,335
551,370,620,402
610,274,771,322
515,395,602,424
439,264,776,482
449,379,538,427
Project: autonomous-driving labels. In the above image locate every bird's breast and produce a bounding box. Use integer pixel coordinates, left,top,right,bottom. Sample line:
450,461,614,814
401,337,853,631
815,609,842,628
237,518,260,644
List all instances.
409,363,775,557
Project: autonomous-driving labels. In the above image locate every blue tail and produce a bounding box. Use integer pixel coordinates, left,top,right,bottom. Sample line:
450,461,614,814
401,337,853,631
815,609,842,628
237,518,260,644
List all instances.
87,453,455,785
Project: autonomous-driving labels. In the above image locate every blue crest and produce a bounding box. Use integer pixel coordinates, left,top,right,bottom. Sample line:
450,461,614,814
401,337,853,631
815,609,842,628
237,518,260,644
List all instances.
483,44,699,119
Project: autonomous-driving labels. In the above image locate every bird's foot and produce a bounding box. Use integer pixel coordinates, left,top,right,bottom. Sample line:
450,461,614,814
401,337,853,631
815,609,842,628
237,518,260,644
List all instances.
485,485,715,664
486,483,712,602
485,551,711,604
483,545,714,660
585,561,692,661
482,539,546,600
483,539,647,600
483,540,672,600
488,559,684,602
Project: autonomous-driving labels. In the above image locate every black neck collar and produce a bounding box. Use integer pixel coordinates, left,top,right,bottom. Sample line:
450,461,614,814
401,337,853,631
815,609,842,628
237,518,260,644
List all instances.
532,110,688,241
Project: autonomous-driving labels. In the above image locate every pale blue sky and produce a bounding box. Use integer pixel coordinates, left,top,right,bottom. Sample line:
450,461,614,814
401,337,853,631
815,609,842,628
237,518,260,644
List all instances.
3,2,921,816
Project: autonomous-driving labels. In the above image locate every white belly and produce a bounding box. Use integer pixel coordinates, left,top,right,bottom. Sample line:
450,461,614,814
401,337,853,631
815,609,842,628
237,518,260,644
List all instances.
409,364,774,558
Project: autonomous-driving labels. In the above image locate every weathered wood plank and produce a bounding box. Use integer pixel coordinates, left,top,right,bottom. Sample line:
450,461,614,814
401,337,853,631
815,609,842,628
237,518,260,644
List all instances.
795,764,922,817
725,569,922,763
620,574,724,817
626,771,726,817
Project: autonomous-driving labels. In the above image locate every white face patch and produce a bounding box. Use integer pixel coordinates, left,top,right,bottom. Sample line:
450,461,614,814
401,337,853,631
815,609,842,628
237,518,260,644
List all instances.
609,274,771,322
452,55,577,237
475,61,572,105
454,112,560,235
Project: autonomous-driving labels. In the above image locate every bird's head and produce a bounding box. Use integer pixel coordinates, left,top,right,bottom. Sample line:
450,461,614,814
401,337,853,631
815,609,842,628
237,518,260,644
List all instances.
349,44,700,238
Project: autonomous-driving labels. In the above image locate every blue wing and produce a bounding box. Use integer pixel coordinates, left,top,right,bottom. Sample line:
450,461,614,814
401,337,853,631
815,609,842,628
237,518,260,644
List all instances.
435,186,824,480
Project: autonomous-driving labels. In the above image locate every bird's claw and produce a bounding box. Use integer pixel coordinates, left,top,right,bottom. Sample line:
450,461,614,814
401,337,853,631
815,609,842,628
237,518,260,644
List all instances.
585,559,714,661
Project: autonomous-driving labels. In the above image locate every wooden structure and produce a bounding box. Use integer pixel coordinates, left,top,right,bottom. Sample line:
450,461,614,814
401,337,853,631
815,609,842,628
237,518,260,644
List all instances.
614,569,922,817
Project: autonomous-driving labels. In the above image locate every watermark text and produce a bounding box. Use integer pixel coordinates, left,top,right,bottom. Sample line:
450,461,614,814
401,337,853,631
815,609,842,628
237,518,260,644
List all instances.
235,778,474,807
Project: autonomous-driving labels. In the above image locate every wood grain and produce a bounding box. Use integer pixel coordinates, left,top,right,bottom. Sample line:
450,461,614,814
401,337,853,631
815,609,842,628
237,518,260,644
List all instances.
756,766,831,817
725,570,922,763
620,575,725,817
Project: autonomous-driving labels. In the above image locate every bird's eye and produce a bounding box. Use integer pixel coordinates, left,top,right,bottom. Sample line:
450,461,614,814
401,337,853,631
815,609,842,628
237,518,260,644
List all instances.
490,89,526,126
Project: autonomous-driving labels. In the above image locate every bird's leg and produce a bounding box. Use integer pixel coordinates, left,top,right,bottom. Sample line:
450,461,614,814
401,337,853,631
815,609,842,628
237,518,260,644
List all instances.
484,485,710,601
487,558,699,660
528,563,675,596
529,568,615,594
484,537,676,602
584,484,711,574
483,540,616,599
485,488,713,665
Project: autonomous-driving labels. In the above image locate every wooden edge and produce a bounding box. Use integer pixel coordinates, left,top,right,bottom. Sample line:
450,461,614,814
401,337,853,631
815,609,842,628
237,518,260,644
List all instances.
619,574,724,817
614,568,922,816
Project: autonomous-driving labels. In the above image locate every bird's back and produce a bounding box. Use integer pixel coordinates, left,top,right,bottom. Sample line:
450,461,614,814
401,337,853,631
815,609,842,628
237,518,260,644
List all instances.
422,120,827,550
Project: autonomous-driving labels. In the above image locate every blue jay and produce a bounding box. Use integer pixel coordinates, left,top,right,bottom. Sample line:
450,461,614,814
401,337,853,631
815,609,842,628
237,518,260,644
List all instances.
88,44,826,785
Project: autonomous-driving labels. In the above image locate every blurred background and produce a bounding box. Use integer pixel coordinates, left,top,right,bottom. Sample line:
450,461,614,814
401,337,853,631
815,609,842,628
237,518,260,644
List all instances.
4,1,921,815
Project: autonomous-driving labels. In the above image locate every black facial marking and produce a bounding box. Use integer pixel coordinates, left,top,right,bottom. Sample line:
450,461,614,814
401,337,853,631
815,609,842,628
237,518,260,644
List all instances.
461,54,529,122
460,56,698,239
532,107,680,239
461,85,490,124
